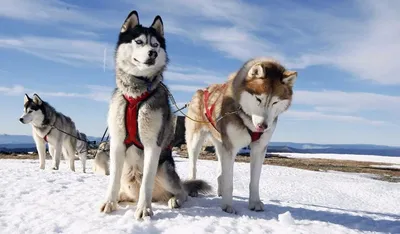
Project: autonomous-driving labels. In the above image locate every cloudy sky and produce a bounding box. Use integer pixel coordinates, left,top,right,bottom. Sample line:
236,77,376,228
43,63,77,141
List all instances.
1,0,400,146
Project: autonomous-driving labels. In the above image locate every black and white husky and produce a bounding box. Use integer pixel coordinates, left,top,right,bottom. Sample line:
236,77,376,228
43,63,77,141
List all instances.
100,10,211,220
19,93,87,172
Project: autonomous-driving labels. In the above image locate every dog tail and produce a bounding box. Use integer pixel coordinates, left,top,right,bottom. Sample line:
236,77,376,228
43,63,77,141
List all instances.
182,179,213,196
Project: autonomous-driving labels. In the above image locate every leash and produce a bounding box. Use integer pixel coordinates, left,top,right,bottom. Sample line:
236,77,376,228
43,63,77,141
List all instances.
159,82,242,125
47,125,97,153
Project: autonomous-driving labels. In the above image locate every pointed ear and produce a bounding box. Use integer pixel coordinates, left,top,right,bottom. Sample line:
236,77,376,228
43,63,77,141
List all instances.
24,93,30,105
120,10,140,33
151,15,164,37
32,93,43,105
282,70,298,87
248,63,264,78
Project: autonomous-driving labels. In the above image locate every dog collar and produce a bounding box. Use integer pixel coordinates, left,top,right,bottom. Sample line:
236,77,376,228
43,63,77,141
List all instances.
133,75,157,92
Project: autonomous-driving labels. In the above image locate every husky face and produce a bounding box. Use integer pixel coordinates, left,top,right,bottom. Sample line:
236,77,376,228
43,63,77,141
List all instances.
19,94,45,125
238,61,297,132
115,11,167,77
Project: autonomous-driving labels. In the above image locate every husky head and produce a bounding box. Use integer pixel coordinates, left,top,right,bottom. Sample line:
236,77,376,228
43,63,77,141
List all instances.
19,93,46,125
115,10,167,77
233,58,298,132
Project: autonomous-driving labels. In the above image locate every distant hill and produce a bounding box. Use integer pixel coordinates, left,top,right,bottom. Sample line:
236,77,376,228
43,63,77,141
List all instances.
1,133,399,157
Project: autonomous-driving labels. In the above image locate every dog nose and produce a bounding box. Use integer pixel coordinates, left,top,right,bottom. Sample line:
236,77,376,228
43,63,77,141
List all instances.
148,50,158,59
257,123,268,130
19,118,23,123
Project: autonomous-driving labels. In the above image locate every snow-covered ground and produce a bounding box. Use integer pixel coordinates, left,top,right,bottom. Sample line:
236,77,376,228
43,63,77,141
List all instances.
279,152,400,164
0,156,399,234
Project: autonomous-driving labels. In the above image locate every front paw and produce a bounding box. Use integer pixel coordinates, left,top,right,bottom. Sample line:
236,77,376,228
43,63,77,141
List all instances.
52,166,59,170
40,165,45,170
248,200,264,211
221,204,237,214
134,203,153,220
100,201,118,213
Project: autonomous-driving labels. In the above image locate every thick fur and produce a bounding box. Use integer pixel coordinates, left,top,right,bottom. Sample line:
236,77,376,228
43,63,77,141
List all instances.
74,130,88,173
100,10,212,220
93,141,110,175
19,93,85,172
185,57,298,214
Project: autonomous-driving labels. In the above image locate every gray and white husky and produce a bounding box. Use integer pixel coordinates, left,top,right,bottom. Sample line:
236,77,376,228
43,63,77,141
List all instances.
100,10,212,220
19,93,87,173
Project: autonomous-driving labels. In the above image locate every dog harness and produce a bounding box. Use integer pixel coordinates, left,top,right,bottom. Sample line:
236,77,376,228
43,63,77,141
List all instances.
43,128,53,142
203,85,263,142
123,92,172,150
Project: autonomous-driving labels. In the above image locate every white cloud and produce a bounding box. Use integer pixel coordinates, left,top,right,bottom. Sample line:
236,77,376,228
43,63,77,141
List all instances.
134,0,400,84
0,85,25,96
0,85,112,102
0,0,117,29
0,36,114,68
294,90,400,114
284,110,386,126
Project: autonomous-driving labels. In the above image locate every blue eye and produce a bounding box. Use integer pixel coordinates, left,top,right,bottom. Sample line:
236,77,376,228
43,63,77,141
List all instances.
151,42,159,47
135,40,143,45
272,101,278,105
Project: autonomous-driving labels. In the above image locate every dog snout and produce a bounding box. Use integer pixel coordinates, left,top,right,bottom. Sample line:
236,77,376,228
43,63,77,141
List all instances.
19,117,24,123
148,50,158,59
256,123,268,130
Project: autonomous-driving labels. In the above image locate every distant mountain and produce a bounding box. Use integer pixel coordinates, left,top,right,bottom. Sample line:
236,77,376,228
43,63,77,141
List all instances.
1,134,399,157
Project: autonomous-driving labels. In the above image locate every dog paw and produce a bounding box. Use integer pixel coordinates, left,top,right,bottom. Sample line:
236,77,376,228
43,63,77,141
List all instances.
134,204,153,220
100,201,117,213
248,200,264,211
52,166,59,170
221,204,237,214
40,165,45,170
168,197,182,209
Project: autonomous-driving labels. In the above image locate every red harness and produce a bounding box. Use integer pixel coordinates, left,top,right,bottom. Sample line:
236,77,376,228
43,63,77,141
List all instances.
123,93,171,150
203,85,263,142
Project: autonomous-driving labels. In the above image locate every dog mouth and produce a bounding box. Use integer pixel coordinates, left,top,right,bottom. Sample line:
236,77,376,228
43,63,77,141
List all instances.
144,58,155,66
133,58,155,66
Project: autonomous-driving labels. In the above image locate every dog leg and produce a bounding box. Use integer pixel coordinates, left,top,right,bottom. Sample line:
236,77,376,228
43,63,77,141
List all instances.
159,162,187,208
134,145,161,220
36,141,47,170
100,140,126,213
52,143,62,170
79,152,87,173
187,131,206,180
219,146,236,214
210,138,224,197
248,143,267,212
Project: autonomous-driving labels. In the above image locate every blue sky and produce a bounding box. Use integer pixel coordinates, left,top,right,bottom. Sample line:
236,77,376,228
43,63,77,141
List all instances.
1,0,400,146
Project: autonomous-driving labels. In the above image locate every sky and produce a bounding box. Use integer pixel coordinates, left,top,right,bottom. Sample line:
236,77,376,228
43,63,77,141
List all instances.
0,0,400,147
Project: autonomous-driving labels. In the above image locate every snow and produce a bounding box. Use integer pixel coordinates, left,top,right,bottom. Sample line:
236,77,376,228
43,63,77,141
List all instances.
0,156,399,234
279,152,400,164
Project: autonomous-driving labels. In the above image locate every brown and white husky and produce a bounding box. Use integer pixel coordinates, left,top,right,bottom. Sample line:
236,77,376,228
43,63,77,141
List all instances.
185,57,298,214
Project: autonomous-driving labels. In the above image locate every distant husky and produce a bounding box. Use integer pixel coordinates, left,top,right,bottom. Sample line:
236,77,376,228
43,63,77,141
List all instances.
74,130,88,173
100,10,212,220
19,93,86,172
185,58,298,214
93,141,110,175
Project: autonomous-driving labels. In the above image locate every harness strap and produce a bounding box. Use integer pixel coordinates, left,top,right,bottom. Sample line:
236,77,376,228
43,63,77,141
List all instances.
203,84,263,143
43,127,53,142
203,84,227,130
123,92,173,150
123,92,151,150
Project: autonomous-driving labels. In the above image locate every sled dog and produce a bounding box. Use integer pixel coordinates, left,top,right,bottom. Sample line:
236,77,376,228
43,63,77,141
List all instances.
100,10,212,220
19,93,86,172
93,141,110,175
74,130,88,173
185,58,298,214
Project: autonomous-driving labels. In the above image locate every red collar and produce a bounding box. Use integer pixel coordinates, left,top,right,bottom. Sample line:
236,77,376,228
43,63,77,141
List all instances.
123,92,151,106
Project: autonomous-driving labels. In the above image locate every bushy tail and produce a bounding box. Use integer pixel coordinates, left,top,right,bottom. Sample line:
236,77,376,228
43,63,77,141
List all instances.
182,179,213,197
